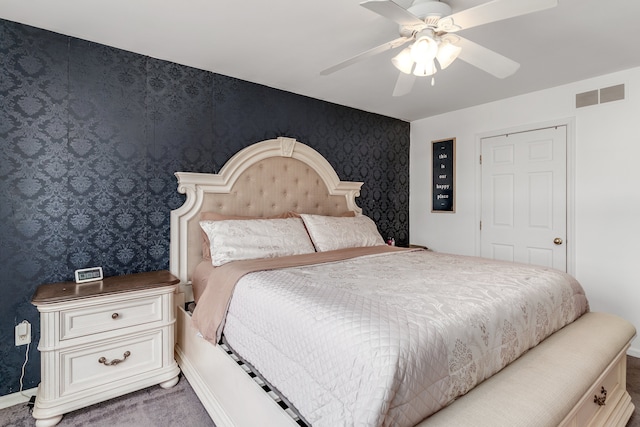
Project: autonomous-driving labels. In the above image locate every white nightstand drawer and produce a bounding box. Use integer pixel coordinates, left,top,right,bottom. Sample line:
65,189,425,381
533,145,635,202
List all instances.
60,294,163,340
61,330,163,397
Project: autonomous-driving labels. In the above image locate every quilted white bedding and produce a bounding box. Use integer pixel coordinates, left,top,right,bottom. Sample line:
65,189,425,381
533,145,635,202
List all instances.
220,249,588,427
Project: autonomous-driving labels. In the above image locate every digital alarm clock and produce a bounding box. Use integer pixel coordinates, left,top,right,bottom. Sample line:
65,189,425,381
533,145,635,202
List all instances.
74,267,103,283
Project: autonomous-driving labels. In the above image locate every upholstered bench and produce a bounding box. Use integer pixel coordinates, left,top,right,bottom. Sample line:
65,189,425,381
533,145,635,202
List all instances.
421,312,636,427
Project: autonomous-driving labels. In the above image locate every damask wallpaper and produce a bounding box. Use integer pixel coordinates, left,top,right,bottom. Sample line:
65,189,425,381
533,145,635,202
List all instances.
0,18,409,396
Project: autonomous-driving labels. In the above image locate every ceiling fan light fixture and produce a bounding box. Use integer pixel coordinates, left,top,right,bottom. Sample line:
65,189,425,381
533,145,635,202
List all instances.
413,59,437,77
436,40,462,70
410,30,438,63
392,47,414,74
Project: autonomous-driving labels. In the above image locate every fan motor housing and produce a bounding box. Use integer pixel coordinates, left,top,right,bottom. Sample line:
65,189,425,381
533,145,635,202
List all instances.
408,0,452,22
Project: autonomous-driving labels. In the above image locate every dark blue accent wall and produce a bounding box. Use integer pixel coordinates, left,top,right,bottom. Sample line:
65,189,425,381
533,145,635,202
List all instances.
0,18,409,396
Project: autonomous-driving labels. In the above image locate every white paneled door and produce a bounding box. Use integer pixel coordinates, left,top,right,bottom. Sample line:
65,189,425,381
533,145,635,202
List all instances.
481,126,567,271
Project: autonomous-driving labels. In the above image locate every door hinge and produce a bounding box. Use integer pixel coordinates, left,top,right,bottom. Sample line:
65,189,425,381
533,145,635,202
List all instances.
479,154,482,165
480,221,482,231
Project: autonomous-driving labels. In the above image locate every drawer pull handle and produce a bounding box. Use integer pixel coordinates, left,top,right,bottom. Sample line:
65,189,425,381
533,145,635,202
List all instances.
98,351,131,366
594,386,607,406
111,312,119,319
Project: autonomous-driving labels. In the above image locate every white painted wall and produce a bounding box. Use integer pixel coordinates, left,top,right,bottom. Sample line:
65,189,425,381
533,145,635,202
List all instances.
410,66,640,356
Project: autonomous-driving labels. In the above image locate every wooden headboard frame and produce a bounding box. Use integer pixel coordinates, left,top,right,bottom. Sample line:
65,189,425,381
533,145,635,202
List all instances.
169,137,363,291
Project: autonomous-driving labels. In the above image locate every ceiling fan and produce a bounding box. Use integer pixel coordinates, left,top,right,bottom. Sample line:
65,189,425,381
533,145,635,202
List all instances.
320,0,558,96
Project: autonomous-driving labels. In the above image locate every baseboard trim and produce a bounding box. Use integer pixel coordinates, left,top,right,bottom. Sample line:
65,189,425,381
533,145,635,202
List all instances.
628,346,640,358
0,387,37,410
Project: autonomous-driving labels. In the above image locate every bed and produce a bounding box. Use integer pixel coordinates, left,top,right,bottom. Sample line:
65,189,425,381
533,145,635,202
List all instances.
170,137,636,427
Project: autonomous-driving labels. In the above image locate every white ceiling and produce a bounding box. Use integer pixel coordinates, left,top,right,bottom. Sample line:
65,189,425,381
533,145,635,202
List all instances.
2,0,640,122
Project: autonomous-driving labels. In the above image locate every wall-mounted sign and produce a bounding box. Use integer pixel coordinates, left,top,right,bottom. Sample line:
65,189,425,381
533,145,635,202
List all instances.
432,138,455,213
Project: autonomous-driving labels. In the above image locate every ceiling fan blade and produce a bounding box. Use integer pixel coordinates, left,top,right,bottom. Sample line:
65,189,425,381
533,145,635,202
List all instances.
320,36,411,76
392,72,416,97
447,0,557,31
456,36,520,78
360,0,425,27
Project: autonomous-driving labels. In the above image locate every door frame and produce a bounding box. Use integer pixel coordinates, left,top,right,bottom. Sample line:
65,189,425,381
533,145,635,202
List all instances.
474,117,576,275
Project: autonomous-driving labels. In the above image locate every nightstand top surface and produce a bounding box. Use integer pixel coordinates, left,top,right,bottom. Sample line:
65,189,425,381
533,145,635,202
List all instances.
32,270,179,305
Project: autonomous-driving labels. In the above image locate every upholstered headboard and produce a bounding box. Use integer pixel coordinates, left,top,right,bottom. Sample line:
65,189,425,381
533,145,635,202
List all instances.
170,137,363,288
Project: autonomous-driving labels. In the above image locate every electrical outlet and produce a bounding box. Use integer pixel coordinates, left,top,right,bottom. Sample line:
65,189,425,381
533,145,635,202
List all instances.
15,321,31,346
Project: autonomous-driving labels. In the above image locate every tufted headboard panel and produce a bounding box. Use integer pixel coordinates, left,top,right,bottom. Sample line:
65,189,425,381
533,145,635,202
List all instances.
198,157,353,216
170,137,363,287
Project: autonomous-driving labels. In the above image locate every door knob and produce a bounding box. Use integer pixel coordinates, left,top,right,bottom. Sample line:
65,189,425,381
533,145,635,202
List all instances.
553,237,563,245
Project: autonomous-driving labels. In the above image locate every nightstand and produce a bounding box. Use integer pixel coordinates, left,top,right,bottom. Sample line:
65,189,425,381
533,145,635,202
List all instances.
409,244,430,250
31,270,181,427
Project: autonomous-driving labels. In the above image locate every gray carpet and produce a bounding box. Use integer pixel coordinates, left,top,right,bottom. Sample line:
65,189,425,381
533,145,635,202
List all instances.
2,374,215,427
3,357,640,426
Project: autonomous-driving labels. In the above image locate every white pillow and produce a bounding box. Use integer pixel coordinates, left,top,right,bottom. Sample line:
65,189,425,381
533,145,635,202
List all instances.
300,214,385,252
200,217,316,266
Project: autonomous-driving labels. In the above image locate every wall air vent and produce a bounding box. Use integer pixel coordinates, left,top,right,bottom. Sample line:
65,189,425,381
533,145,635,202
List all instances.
576,84,625,108
575,90,598,108
600,84,625,103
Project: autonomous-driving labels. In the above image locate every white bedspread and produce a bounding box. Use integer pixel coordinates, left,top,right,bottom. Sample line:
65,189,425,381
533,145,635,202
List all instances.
221,249,588,427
